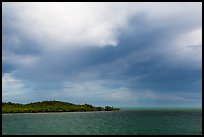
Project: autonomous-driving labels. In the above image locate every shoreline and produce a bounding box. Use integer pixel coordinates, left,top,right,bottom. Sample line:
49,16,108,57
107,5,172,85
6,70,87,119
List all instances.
2,110,120,115
2,108,201,115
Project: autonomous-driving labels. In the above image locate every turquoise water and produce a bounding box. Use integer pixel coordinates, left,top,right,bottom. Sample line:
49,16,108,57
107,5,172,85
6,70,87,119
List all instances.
2,110,202,135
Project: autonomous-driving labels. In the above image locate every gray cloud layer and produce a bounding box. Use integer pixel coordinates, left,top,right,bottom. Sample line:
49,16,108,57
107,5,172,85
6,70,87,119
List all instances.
2,2,202,107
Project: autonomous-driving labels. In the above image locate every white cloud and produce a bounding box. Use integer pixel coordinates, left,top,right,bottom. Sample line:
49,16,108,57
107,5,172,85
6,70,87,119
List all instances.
142,2,201,23
161,27,202,69
178,28,202,46
2,73,33,102
61,80,138,105
2,73,138,105
3,2,133,49
176,28,202,61
2,73,55,103
3,2,202,69
3,2,201,51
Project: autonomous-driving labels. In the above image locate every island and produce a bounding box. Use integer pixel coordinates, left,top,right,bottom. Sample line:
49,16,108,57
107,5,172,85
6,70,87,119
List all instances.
2,100,120,113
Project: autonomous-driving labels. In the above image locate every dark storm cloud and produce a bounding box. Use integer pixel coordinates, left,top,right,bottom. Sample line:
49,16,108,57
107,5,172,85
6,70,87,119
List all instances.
2,2,202,107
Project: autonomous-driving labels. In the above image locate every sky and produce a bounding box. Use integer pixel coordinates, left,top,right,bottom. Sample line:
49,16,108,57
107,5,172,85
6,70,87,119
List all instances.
2,2,202,108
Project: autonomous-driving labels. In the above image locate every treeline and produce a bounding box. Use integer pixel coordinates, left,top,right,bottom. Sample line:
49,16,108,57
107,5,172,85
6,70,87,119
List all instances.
2,100,120,113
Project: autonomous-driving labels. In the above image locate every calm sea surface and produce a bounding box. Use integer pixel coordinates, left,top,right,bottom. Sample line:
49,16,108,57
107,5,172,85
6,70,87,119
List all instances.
2,110,202,135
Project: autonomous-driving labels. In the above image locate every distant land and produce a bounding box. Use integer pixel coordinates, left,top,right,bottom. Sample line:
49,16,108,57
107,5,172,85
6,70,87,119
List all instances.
2,100,120,113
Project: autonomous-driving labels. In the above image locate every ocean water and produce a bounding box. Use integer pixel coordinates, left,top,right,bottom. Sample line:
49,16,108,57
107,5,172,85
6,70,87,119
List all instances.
2,110,202,135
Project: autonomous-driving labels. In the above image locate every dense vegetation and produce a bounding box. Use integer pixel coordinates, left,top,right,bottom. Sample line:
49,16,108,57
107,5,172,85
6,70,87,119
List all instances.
2,100,120,113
